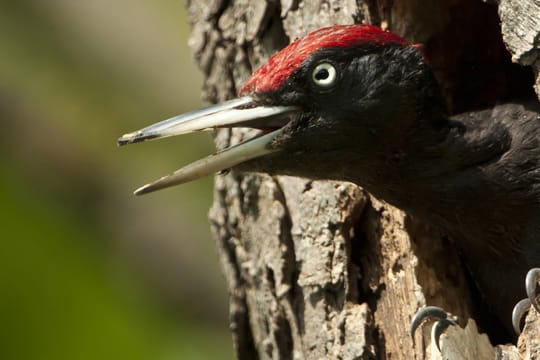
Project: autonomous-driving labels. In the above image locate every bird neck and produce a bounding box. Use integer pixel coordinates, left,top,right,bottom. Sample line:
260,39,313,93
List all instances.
358,110,511,228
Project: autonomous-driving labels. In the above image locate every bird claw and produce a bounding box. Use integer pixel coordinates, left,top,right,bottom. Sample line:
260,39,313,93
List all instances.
526,268,540,313
410,306,458,351
511,267,540,335
512,298,531,335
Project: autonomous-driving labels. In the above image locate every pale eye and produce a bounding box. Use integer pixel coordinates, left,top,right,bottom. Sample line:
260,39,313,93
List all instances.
311,63,337,88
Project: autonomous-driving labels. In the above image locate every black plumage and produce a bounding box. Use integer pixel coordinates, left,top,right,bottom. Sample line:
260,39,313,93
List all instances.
119,24,540,336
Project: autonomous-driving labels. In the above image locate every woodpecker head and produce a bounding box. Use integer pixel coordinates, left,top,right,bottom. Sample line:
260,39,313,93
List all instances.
118,24,447,195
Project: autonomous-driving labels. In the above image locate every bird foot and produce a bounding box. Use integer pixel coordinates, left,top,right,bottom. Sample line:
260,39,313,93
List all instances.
410,306,459,351
512,268,540,335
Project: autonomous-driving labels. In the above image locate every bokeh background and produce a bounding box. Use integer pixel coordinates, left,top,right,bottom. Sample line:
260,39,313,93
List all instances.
1,1,233,359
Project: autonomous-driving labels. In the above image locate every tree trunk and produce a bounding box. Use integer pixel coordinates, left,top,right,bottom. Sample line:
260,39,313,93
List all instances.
186,0,540,359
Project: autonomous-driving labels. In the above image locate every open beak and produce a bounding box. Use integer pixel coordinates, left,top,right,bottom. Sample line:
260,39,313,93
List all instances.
118,96,299,195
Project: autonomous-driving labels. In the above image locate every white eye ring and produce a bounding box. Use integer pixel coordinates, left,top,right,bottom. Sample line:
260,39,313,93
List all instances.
311,62,337,88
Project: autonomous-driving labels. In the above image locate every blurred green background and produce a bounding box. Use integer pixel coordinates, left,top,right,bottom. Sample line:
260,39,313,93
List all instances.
0,1,233,359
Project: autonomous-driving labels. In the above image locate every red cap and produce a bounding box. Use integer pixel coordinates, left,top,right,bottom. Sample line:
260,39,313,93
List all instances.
240,24,408,95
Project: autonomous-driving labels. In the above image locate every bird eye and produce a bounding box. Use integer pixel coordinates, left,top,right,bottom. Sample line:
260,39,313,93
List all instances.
311,63,337,88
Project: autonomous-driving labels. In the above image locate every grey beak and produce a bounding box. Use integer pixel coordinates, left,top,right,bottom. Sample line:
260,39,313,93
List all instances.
118,96,298,195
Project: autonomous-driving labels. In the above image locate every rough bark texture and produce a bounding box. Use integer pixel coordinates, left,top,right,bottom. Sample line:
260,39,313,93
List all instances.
186,0,540,359
499,0,540,100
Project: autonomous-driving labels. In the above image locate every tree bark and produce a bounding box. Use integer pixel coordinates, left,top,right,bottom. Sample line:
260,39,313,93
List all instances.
186,0,540,359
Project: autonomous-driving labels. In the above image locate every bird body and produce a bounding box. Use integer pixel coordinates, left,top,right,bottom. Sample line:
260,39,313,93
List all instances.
119,24,540,335
388,102,540,332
